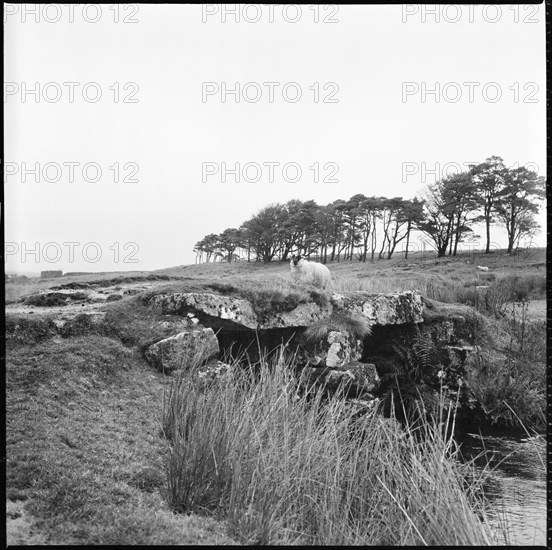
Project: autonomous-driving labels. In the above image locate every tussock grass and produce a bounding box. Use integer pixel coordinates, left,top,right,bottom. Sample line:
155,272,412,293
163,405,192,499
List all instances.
302,312,372,345
164,349,500,545
464,313,546,431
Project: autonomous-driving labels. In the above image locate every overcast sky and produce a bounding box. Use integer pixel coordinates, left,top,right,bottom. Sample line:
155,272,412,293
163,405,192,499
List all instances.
4,4,547,274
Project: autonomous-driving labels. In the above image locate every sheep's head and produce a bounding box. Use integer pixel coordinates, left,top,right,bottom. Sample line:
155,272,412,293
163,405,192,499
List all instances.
291,254,303,267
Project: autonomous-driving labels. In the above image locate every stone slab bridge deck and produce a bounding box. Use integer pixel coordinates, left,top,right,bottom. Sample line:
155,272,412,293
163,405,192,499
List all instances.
147,290,425,330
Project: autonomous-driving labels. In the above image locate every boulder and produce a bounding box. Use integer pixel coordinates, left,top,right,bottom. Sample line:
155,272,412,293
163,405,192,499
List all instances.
144,328,220,373
300,330,363,368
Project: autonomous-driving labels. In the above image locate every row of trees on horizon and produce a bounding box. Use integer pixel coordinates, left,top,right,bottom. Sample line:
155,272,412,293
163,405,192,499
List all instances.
194,156,546,264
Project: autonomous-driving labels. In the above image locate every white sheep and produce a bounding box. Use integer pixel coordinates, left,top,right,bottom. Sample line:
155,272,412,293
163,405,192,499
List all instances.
290,254,332,289
477,265,489,272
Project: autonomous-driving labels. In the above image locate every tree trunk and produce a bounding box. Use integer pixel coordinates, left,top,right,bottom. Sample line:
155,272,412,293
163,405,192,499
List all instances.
453,218,461,256
507,208,515,254
370,228,377,262
362,234,369,262
404,221,411,259
485,216,491,254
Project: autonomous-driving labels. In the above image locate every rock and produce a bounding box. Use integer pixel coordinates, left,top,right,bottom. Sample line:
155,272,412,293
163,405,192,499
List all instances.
53,319,66,330
106,294,123,302
300,330,363,368
147,290,423,330
197,360,234,385
422,302,484,346
261,300,333,329
338,290,424,326
342,397,380,421
157,317,201,332
300,361,380,397
327,361,380,394
144,328,220,373
148,292,258,328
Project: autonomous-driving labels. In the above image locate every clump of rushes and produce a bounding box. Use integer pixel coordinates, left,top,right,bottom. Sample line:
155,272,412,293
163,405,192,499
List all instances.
163,345,502,545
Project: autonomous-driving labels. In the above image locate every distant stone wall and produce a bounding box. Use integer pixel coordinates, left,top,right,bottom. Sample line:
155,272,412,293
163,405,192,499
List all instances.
40,270,63,279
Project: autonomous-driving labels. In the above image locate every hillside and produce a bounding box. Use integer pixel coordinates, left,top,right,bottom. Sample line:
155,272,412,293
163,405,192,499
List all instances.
5,247,546,544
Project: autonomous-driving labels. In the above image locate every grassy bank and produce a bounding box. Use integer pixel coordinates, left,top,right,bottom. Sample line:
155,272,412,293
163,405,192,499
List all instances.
164,349,502,545
6,335,236,545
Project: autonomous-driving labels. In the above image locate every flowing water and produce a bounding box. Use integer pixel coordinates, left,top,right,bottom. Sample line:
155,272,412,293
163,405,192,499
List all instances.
458,432,547,546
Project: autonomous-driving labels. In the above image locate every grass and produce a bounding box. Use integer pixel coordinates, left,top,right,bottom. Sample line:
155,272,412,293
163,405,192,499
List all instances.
6,247,545,543
302,312,372,345
462,308,546,432
23,291,89,307
6,335,236,545
163,348,502,545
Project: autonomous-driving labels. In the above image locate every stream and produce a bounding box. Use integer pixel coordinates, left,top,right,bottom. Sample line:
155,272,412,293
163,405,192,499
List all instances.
457,432,547,546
